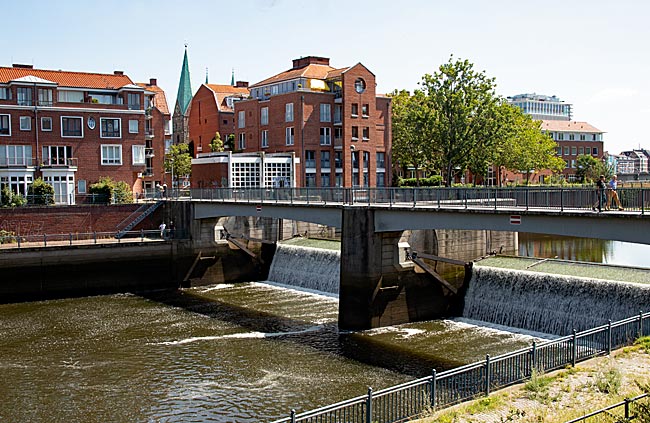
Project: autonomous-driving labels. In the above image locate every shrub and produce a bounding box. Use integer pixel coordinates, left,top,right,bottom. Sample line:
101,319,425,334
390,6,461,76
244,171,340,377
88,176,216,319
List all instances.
89,177,133,204
1,186,26,207
398,175,444,187
27,178,55,205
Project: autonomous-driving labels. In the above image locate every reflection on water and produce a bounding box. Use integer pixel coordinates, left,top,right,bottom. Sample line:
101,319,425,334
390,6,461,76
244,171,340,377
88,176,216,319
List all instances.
518,233,650,268
0,282,541,423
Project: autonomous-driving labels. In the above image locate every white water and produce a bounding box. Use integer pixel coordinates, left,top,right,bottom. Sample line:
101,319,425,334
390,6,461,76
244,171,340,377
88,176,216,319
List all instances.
267,244,341,294
463,266,650,336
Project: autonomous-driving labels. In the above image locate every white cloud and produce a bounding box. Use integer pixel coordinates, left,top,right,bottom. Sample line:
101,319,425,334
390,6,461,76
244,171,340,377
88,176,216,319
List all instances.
587,88,639,104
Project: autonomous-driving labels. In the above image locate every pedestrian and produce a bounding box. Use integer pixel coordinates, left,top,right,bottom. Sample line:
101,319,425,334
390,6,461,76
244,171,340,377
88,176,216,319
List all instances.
607,174,624,211
593,175,606,212
159,221,166,239
162,183,167,198
169,221,176,239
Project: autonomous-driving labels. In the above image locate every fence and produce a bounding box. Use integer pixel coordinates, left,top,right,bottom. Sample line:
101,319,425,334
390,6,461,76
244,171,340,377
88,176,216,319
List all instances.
185,187,649,214
564,394,650,422
270,312,650,423
0,229,183,249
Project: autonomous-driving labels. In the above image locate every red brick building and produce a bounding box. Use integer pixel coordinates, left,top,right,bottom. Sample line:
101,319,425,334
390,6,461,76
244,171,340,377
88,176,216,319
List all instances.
229,56,391,188
542,120,604,182
188,82,249,156
0,64,167,204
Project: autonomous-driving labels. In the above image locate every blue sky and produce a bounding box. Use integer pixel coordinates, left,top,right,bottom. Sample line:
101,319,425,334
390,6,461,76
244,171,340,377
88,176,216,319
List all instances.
3,0,649,154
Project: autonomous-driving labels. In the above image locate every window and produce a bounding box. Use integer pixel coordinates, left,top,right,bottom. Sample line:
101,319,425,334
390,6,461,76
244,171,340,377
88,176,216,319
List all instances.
78,180,86,194
593,147,599,155
320,127,331,145
335,173,343,187
321,151,330,169
129,120,139,134
352,151,359,169
569,134,575,141
354,78,366,94
363,151,370,170
58,90,84,103
580,134,586,141
563,146,569,156
321,173,330,187
571,146,577,155
320,104,331,122
362,104,369,117
100,118,121,138
261,130,268,148
41,117,52,131
334,105,342,124
335,152,342,169
578,147,584,155
305,173,316,187
351,126,359,140
0,114,9,135
132,145,145,165
238,110,245,128
376,172,386,187
0,87,10,100
285,103,294,122
101,145,122,165
362,127,369,140
17,87,32,106
305,150,316,168
261,107,268,125
61,117,83,137
38,89,53,106
351,103,359,117
0,145,32,166
238,133,246,150
592,134,597,141
42,146,73,166
20,116,31,131
558,133,564,141
127,93,140,110
377,152,385,169
285,127,294,145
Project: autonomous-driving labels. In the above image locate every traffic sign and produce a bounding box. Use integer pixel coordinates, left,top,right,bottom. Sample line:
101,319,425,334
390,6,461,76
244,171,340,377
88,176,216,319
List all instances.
510,215,521,225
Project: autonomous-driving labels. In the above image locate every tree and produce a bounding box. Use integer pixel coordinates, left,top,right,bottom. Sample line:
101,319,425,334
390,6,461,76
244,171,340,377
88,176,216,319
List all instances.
576,154,612,184
390,89,437,185
164,143,192,187
210,131,224,152
89,176,133,204
420,57,499,186
27,178,55,205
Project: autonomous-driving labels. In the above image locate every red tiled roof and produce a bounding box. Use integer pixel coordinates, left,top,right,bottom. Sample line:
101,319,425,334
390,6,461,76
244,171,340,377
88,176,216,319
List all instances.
326,67,349,79
206,84,249,112
0,66,135,89
136,83,170,115
541,120,603,133
249,64,340,88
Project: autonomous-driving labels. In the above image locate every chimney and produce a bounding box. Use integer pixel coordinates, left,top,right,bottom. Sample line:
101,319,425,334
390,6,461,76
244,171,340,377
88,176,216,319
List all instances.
114,70,124,76
291,56,330,70
149,78,157,86
13,64,34,69
235,81,249,88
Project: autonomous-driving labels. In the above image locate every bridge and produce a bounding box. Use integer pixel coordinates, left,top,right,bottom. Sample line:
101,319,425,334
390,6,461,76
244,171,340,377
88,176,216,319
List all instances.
167,186,650,331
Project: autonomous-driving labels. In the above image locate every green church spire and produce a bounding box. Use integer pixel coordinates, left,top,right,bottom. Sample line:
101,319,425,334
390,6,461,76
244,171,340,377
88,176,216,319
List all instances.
231,68,235,86
176,45,192,115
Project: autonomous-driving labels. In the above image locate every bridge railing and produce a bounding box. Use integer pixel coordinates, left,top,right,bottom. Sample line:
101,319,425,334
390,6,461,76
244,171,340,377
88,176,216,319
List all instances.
0,229,184,249
186,187,648,213
269,311,650,423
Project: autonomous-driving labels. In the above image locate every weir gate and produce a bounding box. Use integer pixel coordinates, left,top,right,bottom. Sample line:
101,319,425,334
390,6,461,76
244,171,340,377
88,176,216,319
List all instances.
169,186,650,331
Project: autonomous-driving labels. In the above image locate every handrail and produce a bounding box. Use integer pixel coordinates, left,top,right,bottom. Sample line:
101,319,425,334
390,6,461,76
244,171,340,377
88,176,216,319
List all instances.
564,393,649,422
0,229,186,249
270,310,650,423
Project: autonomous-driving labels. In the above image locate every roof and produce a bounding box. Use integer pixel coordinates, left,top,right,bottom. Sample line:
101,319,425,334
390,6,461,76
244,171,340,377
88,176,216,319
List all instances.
176,48,192,115
136,82,170,115
205,84,249,112
250,63,348,88
541,120,603,133
0,66,135,89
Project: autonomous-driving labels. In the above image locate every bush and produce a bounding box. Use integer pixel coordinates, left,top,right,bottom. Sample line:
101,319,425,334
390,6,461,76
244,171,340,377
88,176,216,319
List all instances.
89,177,133,204
0,229,17,243
27,178,55,205
1,186,26,207
398,175,444,187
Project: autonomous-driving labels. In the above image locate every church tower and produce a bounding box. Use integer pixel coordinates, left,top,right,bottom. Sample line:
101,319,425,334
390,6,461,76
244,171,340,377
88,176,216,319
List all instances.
172,45,192,146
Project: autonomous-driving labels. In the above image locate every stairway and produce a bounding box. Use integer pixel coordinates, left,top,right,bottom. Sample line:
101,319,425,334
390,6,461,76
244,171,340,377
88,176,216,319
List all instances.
115,201,164,239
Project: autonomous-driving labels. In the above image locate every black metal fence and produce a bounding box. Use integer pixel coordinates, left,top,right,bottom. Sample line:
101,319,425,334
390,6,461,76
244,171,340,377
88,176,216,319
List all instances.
0,229,184,248
270,312,650,423
564,394,650,422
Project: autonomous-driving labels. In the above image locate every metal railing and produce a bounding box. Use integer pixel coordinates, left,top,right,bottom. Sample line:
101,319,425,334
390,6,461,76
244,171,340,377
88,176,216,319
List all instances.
564,393,650,422
180,187,649,214
270,312,650,423
0,229,185,249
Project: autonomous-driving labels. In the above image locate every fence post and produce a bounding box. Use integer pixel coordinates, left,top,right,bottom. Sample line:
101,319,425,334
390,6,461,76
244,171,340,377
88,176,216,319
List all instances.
437,188,441,209
485,354,491,396
93,231,97,244
494,188,497,210
531,341,537,374
390,188,394,208
141,229,144,242
625,398,630,419
43,234,47,247
526,188,529,211
413,187,416,207
607,320,612,355
639,311,644,338
464,189,468,209
430,369,436,409
642,188,645,215
366,387,373,423
17,235,21,248
69,233,73,246
290,409,296,423
572,329,578,367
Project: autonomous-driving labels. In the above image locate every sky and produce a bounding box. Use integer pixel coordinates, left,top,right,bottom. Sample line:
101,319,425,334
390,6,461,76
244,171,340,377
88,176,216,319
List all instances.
3,0,649,154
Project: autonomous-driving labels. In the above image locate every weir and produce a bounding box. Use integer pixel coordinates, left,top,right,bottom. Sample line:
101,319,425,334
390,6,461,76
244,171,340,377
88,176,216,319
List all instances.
463,266,650,336
267,244,340,294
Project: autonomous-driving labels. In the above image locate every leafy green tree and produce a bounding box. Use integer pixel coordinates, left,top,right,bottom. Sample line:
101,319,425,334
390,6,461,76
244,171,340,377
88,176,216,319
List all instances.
390,89,437,185
164,143,192,187
576,154,612,184
420,56,499,186
89,176,133,204
225,134,235,150
1,186,26,207
210,131,224,152
27,177,55,205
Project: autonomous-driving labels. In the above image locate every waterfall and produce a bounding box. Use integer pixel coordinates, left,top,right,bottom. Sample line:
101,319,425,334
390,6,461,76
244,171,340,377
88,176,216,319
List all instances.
267,244,341,294
463,266,650,336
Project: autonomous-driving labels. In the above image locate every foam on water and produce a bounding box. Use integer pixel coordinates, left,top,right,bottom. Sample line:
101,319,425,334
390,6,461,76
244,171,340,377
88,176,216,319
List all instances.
463,266,650,336
156,326,324,345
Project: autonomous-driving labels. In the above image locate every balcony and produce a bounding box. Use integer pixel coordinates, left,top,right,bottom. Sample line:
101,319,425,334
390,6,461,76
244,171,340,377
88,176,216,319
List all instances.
0,157,34,167
145,108,153,119
145,148,155,158
145,128,154,139
334,137,343,150
41,157,78,169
